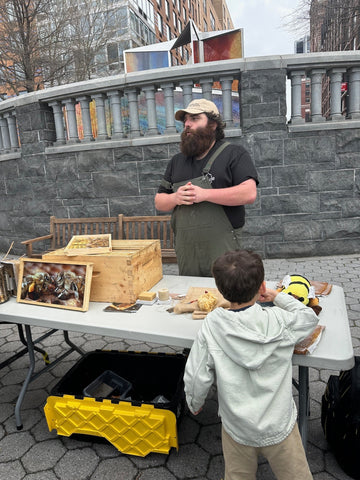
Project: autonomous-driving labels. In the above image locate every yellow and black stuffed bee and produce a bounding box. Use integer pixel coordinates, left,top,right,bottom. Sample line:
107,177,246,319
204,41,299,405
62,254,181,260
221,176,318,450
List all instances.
277,274,321,314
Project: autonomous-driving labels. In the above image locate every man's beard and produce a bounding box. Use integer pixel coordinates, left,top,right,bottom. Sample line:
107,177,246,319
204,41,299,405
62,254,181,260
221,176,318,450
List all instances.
180,124,216,158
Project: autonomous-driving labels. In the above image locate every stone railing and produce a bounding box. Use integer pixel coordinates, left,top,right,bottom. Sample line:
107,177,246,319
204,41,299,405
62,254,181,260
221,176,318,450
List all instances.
286,51,360,128
0,50,360,154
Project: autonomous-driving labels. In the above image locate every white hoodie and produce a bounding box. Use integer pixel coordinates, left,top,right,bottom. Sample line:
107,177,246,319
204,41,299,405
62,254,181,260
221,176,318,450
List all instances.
184,292,319,447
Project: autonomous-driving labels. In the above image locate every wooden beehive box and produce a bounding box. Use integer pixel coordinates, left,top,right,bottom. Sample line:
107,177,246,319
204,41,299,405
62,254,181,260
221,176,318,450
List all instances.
42,240,162,303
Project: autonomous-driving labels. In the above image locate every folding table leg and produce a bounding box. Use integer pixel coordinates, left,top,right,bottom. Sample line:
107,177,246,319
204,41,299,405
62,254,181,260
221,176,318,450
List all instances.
298,366,309,448
14,327,84,430
15,325,35,430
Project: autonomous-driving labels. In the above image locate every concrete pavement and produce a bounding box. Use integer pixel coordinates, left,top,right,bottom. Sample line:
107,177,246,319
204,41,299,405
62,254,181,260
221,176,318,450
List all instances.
0,253,359,480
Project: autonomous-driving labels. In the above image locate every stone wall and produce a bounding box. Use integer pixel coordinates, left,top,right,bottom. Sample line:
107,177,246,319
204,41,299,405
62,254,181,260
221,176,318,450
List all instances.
1,66,359,259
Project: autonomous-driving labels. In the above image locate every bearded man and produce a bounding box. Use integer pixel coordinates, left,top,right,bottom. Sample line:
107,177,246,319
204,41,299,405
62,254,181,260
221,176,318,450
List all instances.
155,99,258,277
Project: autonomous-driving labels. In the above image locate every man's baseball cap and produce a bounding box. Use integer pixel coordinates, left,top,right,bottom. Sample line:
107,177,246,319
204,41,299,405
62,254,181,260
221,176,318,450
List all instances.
175,99,219,121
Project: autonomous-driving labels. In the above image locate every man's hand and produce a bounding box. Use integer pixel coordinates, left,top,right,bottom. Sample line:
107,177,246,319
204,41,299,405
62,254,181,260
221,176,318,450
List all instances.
175,182,196,205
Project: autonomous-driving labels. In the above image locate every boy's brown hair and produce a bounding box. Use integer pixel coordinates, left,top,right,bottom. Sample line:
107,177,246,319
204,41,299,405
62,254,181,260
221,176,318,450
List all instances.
212,250,264,303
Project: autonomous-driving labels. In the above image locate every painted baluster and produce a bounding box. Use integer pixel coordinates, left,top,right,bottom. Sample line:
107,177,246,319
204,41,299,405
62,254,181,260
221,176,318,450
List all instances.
76,96,94,141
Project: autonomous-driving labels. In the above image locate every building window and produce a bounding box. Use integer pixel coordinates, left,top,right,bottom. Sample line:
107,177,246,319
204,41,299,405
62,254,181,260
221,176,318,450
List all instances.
167,24,171,40
157,12,163,35
203,0,206,15
173,11,177,29
210,11,215,30
165,0,169,18
203,19,208,32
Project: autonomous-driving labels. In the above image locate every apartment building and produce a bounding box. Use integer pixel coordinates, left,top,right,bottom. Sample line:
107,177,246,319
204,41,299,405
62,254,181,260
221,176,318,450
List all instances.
309,0,359,117
149,0,233,66
310,0,360,52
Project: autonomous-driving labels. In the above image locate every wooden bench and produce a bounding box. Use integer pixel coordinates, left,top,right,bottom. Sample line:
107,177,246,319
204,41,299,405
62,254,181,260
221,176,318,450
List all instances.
21,214,176,263
122,215,176,263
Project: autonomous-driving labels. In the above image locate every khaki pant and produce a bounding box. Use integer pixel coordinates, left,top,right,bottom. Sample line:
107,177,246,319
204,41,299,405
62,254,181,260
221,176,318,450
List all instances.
222,424,313,480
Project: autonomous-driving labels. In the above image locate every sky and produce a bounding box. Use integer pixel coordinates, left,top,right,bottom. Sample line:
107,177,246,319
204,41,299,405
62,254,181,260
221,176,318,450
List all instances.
225,0,308,58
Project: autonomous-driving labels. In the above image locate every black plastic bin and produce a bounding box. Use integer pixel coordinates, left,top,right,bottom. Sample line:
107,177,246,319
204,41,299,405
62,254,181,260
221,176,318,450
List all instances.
50,350,187,418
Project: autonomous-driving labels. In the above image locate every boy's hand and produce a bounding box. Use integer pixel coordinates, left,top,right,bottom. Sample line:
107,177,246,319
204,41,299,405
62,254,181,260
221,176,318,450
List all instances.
259,288,279,303
192,407,203,415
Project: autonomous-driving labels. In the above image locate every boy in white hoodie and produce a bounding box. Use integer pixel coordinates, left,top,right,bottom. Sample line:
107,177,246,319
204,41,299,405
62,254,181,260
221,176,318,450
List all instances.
184,249,318,480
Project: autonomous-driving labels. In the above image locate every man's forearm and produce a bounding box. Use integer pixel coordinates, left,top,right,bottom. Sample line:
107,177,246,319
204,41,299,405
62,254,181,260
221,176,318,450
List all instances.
155,192,176,212
195,179,257,206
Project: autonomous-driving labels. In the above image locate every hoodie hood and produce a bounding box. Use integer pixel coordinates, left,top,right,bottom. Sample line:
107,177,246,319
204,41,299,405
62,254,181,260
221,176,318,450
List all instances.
206,304,287,370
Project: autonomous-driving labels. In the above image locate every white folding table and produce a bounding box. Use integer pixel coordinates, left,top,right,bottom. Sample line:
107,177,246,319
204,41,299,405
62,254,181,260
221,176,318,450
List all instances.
0,276,354,447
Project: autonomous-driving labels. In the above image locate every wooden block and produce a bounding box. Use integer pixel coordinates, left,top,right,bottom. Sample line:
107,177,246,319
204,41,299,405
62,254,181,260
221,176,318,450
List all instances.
137,291,156,301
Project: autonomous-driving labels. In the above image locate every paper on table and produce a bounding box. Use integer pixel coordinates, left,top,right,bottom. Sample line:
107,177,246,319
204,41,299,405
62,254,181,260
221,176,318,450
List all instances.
294,325,325,355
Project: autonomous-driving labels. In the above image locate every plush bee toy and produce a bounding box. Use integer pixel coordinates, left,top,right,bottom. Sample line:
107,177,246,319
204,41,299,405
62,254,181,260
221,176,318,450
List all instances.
277,274,321,314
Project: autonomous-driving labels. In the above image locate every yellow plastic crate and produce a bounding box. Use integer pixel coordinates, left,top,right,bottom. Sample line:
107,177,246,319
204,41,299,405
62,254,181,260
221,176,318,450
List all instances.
44,395,178,456
44,350,186,456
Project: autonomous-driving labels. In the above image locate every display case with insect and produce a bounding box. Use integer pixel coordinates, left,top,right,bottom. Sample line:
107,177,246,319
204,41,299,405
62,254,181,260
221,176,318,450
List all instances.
17,259,93,311
64,234,112,256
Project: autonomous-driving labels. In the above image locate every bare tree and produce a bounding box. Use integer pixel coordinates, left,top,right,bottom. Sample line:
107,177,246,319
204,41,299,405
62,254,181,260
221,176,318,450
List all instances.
283,0,360,51
309,0,360,51
65,0,122,81
0,0,73,96
0,0,125,96
282,0,311,39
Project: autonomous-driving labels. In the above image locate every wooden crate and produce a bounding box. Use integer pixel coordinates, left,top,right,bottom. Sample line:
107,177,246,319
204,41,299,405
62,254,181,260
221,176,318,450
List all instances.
42,240,162,303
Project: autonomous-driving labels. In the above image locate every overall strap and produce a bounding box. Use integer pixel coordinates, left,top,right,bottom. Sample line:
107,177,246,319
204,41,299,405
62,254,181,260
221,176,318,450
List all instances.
202,142,230,175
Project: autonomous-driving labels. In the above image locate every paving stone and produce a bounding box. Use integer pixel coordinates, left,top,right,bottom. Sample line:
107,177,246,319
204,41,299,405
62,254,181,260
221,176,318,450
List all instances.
0,460,25,480
130,452,167,469
197,423,222,455
54,448,99,480
167,444,210,478
85,456,137,479
177,415,200,445
0,432,35,461
135,466,177,479
23,471,59,480
21,439,66,472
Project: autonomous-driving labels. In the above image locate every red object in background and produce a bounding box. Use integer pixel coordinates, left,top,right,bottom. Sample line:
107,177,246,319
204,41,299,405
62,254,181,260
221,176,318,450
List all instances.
193,30,243,63
341,82,348,92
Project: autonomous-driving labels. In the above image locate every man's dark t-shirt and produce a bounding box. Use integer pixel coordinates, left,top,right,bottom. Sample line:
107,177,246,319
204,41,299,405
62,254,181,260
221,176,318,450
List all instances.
157,140,258,228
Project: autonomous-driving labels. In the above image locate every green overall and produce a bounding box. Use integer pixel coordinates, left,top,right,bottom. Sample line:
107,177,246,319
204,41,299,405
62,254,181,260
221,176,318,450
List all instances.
171,142,242,277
